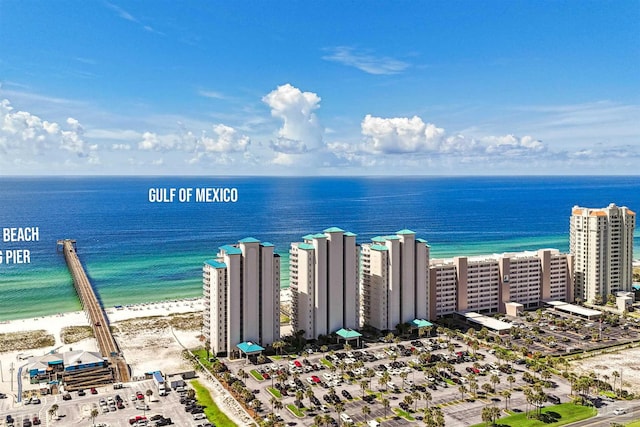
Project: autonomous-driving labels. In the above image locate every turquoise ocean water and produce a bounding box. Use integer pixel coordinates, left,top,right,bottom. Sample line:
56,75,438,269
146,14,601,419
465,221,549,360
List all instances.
0,176,638,321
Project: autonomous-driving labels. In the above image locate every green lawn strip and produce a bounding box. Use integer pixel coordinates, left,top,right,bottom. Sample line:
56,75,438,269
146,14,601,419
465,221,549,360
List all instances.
286,404,305,418
392,408,416,421
267,387,282,399
468,403,596,427
320,358,334,368
626,420,640,427
250,369,265,381
190,379,237,427
192,348,215,370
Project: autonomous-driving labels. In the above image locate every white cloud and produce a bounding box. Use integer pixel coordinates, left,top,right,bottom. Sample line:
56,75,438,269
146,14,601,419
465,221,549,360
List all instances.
322,47,410,75
358,114,546,159
361,115,445,154
262,83,324,154
198,124,250,153
0,98,94,160
198,89,226,100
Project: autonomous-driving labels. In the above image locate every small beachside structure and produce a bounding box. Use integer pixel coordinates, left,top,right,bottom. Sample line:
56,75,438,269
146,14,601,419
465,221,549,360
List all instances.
545,301,601,320
456,311,513,335
411,319,434,336
63,350,106,371
336,328,362,348
237,341,265,362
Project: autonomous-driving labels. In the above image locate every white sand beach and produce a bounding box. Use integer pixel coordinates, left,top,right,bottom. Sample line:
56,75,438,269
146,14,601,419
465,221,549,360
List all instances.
0,299,205,397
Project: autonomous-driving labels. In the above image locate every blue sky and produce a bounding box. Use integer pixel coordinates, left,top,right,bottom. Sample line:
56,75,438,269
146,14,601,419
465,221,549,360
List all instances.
0,1,638,175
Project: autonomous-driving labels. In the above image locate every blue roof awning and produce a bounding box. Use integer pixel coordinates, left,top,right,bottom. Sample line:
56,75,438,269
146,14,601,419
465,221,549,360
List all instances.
336,328,362,339
411,319,434,328
237,341,265,354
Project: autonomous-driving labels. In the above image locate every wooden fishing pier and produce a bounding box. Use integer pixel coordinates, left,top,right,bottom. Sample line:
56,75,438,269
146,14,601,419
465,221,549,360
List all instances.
58,239,130,384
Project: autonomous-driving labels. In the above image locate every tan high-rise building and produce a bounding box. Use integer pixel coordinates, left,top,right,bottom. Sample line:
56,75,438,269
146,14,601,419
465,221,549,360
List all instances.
360,230,429,331
290,227,358,340
203,238,280,357
429,249,572,319
570,204,636,304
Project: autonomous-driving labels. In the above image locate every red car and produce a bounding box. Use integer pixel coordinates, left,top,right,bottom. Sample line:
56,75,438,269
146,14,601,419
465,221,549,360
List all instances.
136,392,144,400
294,360,302,367
90,387,98,394
311,375,321,383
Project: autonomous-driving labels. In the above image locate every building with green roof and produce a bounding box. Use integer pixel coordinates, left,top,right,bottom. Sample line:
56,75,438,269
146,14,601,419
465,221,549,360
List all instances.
290,227,359,340
360,230,430,331
203,237,280,357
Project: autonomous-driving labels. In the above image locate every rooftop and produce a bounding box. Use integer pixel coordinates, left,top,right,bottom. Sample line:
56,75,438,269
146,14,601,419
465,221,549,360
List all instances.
459,311,512,331
336,328,362,339
411,319,433,328
298,243,315,251
237,341,265,354
546,301,602,318
370,244,389,251
324,226,345,233
219,245,242,255
205,259,227,269
238,237,261,244
396,229,415,235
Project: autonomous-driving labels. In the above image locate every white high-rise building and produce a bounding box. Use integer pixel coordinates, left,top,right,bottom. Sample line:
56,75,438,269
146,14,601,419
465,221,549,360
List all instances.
360,230,429,331
290,227,358,340
570,204,636,304
203,237,280,357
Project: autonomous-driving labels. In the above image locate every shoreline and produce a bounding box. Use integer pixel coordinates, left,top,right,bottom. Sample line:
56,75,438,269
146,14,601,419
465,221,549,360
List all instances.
0,297,204,348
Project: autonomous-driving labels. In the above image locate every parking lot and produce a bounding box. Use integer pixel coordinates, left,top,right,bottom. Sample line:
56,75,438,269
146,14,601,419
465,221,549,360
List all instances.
1,379,213,427
498,308,640,357
231,334,575,427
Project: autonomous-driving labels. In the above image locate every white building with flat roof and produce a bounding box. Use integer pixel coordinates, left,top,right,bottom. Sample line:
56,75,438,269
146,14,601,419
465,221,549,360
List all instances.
570,204,636,304
203,237,280,357
290,227,358,340
360,230,429,331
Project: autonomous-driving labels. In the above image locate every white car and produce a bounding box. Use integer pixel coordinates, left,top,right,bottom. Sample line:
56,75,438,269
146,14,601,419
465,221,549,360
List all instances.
613,408,627,415
193,413,206,420
340,413,353,423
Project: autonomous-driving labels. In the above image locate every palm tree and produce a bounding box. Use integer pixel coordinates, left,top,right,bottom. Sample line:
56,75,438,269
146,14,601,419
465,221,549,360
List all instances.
145,389,153,402
481,406,493,426
273,340,286,356
361,405,371,422
411,391,421,412
90,408,99,427
490,374,500,392
270,396,278,414
314,415,324,427
506,375,515,391
458,385,467,401
381,398,390,418
403,395,414,412
306,388,315,406
501,390,511,411
482,383,493,395
360,380,368,398
274,399,284,416
322,414,333,427
334,402,344,424
423,391,432,410
48,404,59,420
378,371,390,392
612,370,620,395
